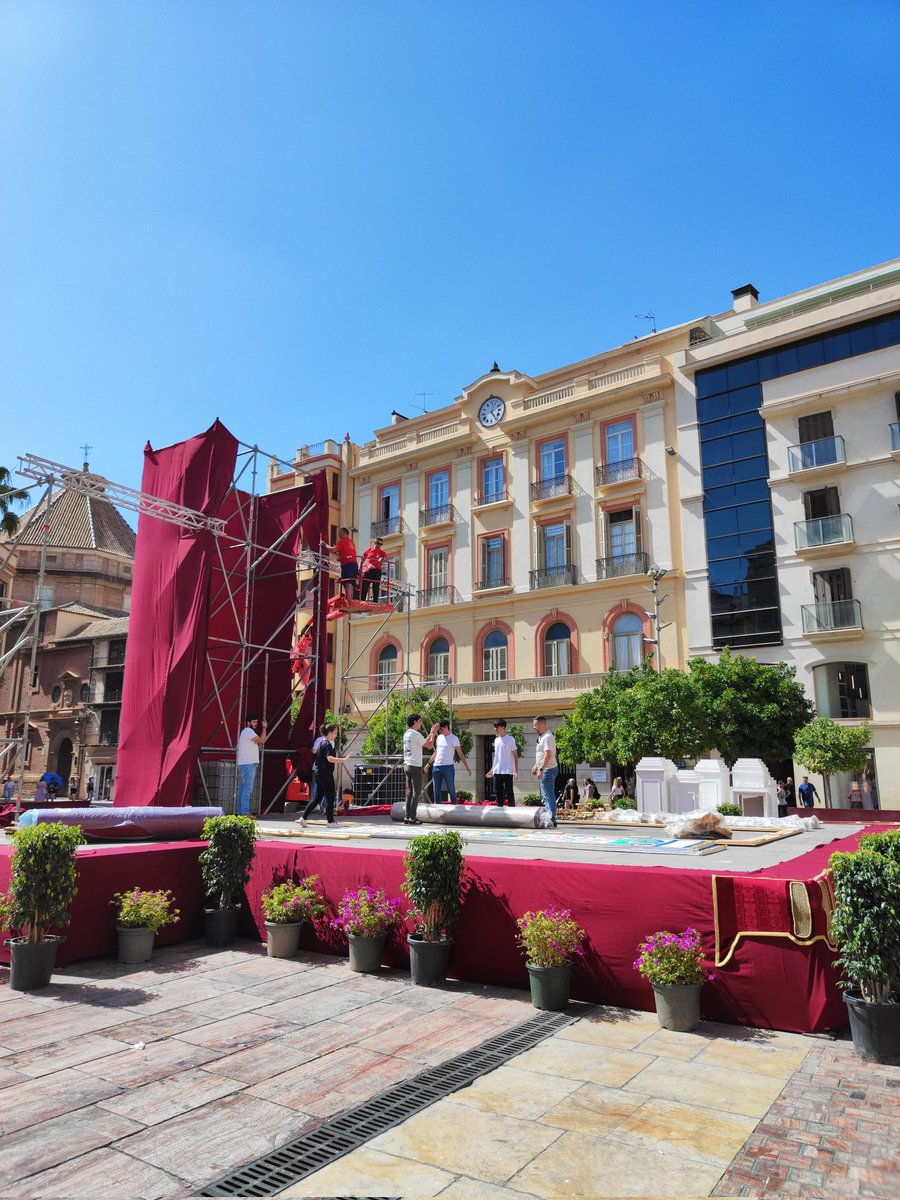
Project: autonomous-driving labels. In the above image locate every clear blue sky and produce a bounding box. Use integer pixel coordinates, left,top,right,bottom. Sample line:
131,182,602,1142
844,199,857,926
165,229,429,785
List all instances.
3,1,898,496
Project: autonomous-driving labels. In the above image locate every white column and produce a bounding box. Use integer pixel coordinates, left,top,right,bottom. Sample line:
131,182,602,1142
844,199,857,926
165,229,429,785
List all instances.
510,443,531,591
641,400,671,568
454,461,472,598
572,426,595,581
403,475,419,589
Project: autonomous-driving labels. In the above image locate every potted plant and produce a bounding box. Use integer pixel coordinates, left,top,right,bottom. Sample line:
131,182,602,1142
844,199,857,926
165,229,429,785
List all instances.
199,815,256,946
334,885,403,973
830,831,900,1064
0,823,84,990
111,888,180,964
260,877,326,958
517,906,585,1011
402,829,466,986
634,926,714,1031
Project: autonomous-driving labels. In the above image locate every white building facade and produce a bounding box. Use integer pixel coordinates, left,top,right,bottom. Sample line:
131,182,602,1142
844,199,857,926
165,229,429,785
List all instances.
675,259,900,806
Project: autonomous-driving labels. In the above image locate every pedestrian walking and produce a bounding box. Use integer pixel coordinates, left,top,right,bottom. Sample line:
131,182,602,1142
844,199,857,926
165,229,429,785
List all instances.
359,537,388,603
2,775,14,803
308,723,328,813
298,724,350,826
561,777,578,809
783,776,796,807
531,716,558,826
486,718,518,807
776,779,788,818
797,776,819,808
236,713,267,815
430,719,470,805
402,714,436,824
608,776,626,807
68,776,78,800
86,776,95,802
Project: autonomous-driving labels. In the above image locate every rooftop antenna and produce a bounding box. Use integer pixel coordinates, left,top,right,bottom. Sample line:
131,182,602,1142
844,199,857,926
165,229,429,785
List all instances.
634,311,657,334
412,392,434,414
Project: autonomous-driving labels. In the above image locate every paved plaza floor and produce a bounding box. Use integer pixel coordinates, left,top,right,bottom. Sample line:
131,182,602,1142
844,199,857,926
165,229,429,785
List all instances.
0,941,896,1199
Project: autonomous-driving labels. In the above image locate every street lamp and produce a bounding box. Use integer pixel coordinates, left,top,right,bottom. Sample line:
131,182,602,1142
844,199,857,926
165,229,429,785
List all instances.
644,564,671,673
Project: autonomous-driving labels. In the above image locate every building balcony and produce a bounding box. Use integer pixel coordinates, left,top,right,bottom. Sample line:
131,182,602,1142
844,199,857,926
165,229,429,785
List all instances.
351,672,606,710
473,575,511,593
419,503,457,530
786,435,846,476
794,513,855,554
530,474,575,504
529,564,577,590
416,584,460,609
801,598,863,637
596,551,649,580
473,489,511,509
595,457,644,488
371,516,403,540
891,422,900,457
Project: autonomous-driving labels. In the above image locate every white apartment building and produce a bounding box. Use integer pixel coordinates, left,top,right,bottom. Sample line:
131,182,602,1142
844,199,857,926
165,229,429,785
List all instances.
675,259,900,806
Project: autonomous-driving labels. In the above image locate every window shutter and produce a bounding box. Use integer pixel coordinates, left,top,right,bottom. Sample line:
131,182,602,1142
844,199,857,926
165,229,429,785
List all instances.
534,524,545,570
633,507,643,554
564,521,572,563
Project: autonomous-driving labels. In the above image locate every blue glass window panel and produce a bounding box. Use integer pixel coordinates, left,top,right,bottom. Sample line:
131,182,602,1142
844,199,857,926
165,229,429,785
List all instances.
731,428,767,460
700,436,735,468
797,340,825,371
696,395,731,424
874,314,900,348
850,325,875,356
708,553,776,586
756,352,780,382
696,367,728,399
822,331,851,363
705,478,770,509
736,500,773,532
705,508,739,538
726,358,759,389
776,346,799,375
731,455,769,483
699,410,762,442
707,530,774,560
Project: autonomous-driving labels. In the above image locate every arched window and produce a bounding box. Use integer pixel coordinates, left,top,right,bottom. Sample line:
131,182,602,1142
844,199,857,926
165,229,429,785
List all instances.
376,644,398,687
813,662,871,719
611,612,644,671
482,629,508,682
543,621,572,676
426,636,450,680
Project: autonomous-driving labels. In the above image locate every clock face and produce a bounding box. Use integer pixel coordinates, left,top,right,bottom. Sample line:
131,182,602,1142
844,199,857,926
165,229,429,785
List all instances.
478,395,505,428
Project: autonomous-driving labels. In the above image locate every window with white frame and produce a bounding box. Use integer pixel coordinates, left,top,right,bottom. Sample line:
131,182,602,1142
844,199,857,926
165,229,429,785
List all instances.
427,546,449,590
605,419,634,464
537,522,571,573
380,483,399,522
376,644,398,687
611,612,644,671
540,439,566,481
543,621,572,676
480,535,505,587
426,636,450,679
481,457,504,503
607,508,641,558
428,470,449,509
482,629,508,681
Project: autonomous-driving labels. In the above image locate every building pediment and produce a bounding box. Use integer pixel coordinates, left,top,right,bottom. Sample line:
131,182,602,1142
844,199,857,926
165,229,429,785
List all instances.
459,369,536,407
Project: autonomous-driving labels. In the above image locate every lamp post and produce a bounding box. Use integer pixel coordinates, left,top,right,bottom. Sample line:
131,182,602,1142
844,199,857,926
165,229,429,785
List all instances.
644,564,671,674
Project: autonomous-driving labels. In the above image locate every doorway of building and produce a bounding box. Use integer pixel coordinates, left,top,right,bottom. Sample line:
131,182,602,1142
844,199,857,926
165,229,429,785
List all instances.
55,737,73,788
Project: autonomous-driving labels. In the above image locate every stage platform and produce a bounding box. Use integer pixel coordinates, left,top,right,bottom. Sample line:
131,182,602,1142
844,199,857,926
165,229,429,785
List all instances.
1,813,885,1035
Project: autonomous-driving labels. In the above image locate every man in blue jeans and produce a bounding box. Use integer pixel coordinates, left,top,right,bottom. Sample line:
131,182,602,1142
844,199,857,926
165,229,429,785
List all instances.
532,715,558,827
236,714,267,815
430,719,470,804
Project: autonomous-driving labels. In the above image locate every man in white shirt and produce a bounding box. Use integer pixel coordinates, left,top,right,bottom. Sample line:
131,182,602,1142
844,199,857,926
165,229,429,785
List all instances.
430,718,470,805
402,713,437,824
486,718,518,807
531,715,558,826
236,713,267,816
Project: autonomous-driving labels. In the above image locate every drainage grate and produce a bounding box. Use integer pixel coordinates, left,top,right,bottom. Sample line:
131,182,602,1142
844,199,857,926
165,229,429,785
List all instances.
198,1007,579,1197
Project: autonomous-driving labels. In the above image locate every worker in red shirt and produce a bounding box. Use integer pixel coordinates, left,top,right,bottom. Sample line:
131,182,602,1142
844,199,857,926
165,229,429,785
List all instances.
360,537,388,603
328,527,359,600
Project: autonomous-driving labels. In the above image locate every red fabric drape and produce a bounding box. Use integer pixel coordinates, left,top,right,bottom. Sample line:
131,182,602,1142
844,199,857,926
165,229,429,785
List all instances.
115,421,238,806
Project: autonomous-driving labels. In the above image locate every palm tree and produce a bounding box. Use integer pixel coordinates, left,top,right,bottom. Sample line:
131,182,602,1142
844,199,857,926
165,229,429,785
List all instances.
0,467,29,537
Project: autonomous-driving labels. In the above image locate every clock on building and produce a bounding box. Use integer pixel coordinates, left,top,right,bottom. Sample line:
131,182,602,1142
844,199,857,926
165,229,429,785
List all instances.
478,395,505,428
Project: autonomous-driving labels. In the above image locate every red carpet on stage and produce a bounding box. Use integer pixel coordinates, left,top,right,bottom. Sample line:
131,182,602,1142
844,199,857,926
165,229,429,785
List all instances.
0,828,869,1034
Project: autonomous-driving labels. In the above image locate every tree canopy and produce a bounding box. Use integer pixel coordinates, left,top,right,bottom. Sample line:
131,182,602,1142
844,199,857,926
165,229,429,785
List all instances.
0,468,29,539
361,687,472,761
555,651,815,768
795,718,870,805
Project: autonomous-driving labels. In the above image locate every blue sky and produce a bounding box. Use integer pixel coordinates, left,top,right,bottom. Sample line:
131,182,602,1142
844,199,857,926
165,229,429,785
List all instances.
2,1,898,496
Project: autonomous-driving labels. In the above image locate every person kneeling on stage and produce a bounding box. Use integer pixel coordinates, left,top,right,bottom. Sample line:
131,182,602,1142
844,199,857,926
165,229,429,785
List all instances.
298,724,350,827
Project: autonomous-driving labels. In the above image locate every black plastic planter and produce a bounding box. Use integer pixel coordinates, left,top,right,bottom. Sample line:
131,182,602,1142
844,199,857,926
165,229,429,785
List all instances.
407,935,453,986
845,992,900,1065
8,935,65,991
204,906,241,947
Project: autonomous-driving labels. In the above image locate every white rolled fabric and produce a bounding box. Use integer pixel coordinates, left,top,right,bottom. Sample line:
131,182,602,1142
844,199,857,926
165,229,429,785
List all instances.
390,802,541,829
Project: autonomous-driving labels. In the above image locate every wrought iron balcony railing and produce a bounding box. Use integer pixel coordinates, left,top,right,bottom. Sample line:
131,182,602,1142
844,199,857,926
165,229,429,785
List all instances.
474,575,510,591
474,488,509,506
794,513,854,550
595,457,644,486
787,435,846,473
801,599,863,634
530,474,574,502
529,564,576,589
371,516,403,539
596,551,649,579
418,503,456,528
416,584,460,608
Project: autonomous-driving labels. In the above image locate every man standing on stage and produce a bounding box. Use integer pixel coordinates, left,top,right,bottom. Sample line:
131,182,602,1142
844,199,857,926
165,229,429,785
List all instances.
360,537,388,603
486,718,518,807
402,714,436,824
236,714,267,815
531,715,558,827
430,718,470,805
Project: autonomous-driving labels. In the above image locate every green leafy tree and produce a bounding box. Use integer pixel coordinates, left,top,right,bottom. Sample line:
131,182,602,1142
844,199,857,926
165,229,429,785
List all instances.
612,667,707,764
0,823,84,942
688,650,814,766
830,840,900,1002
794,718,870,807
199,815,257,910
0,467,28,538
555,665,648,765
403,829,467,941
361,687,472,760
507,723,526,756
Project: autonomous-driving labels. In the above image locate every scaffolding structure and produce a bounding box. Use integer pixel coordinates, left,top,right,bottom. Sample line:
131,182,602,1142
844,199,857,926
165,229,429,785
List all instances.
335,581,455,806
2,447,332,816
